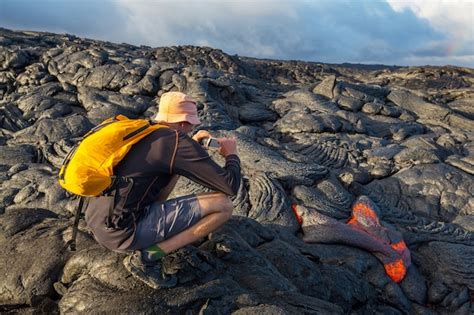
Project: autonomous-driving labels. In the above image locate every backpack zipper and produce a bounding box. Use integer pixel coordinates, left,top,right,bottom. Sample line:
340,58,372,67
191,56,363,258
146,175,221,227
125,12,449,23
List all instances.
123,124,150,141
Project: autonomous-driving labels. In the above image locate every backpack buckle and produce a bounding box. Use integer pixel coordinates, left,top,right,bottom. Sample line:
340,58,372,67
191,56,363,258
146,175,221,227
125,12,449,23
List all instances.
103,176,120,196
104,216,115,230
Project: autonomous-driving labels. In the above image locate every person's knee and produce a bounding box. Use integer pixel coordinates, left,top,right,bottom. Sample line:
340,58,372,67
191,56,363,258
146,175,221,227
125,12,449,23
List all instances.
221,196,233,219
213,193,233,217
197,192,233,217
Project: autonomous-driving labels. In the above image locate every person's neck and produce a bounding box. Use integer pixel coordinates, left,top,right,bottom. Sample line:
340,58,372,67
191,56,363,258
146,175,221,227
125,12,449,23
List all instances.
156,121,186,133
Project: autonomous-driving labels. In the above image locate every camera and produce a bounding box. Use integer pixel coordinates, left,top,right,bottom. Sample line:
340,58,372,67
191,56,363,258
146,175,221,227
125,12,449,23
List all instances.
199,137,220,149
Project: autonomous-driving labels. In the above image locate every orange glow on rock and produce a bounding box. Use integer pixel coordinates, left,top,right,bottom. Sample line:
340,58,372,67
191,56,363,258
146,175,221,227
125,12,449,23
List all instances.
352,202,380,226
384,259,407,283
350,201,410,283
295,199,411,283
391,241,407,252
292,204,303,226
347,216,358,225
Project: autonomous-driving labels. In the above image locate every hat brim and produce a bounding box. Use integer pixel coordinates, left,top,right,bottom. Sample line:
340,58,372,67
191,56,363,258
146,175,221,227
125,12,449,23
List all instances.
155,112,201,125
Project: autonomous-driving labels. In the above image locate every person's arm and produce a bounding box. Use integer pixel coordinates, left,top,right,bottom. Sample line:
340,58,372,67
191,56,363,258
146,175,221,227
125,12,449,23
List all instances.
171,131,241,196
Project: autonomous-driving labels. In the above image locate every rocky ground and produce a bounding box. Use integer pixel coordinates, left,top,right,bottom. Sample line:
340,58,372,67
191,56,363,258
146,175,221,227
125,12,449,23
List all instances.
0,27,473,314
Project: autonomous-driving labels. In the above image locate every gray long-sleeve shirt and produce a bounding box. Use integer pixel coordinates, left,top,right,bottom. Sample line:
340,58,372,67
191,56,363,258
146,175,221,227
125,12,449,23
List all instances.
84,126,241,251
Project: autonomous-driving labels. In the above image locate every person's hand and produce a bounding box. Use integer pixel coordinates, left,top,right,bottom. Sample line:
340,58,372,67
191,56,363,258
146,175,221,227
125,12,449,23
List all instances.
192,130,212,143
218,137,237,157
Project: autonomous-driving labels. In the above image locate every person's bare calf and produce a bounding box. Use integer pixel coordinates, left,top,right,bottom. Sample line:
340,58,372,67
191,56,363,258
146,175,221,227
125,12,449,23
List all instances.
157,192,233,254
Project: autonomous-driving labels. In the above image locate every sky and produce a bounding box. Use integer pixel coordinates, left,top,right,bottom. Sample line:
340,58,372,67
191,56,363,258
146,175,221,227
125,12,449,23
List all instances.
1,0,473,67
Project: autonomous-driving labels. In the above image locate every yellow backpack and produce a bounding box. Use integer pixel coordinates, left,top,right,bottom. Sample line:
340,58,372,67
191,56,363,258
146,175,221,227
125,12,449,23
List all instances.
59,114,166,196
58,114,166,250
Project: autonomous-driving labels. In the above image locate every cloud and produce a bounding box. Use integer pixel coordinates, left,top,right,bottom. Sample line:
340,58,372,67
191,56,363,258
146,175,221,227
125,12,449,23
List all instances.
114,0,454,65
387,0,473,37
0,0,472,67
386,0,474,61
114,0,298,57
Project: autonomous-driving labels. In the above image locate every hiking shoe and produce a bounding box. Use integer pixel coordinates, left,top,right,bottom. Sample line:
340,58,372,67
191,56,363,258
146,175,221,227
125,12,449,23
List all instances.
123,251,177,289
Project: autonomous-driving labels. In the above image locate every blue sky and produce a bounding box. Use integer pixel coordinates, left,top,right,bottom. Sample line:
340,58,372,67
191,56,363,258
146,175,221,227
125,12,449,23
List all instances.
1,0,473,67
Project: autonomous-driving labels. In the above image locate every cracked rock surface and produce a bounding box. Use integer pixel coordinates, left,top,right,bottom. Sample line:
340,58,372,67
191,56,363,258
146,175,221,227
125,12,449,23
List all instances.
0,28,473,314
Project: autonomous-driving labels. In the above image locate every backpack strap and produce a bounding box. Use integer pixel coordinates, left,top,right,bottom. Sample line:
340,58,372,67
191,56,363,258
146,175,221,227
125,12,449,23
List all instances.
103,176,135,230
67,196,86,251
104,176,119,229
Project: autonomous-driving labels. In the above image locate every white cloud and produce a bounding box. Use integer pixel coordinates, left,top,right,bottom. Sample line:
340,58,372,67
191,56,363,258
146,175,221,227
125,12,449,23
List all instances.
111,0,474,67
115,0,297,57
387,0,472,29
386,0,474,57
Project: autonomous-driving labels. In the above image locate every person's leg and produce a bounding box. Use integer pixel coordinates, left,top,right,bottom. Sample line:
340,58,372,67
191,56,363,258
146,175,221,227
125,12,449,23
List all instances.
157,192,233,254
123,191,233,289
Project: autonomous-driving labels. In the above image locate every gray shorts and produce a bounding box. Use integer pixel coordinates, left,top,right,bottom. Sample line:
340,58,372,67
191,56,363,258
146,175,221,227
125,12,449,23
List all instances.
129,194,202,250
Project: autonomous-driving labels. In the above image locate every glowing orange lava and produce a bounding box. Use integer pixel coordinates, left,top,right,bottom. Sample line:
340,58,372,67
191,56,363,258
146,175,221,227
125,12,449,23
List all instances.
291,204,303,225
384,259,407,283
292,200,410,283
